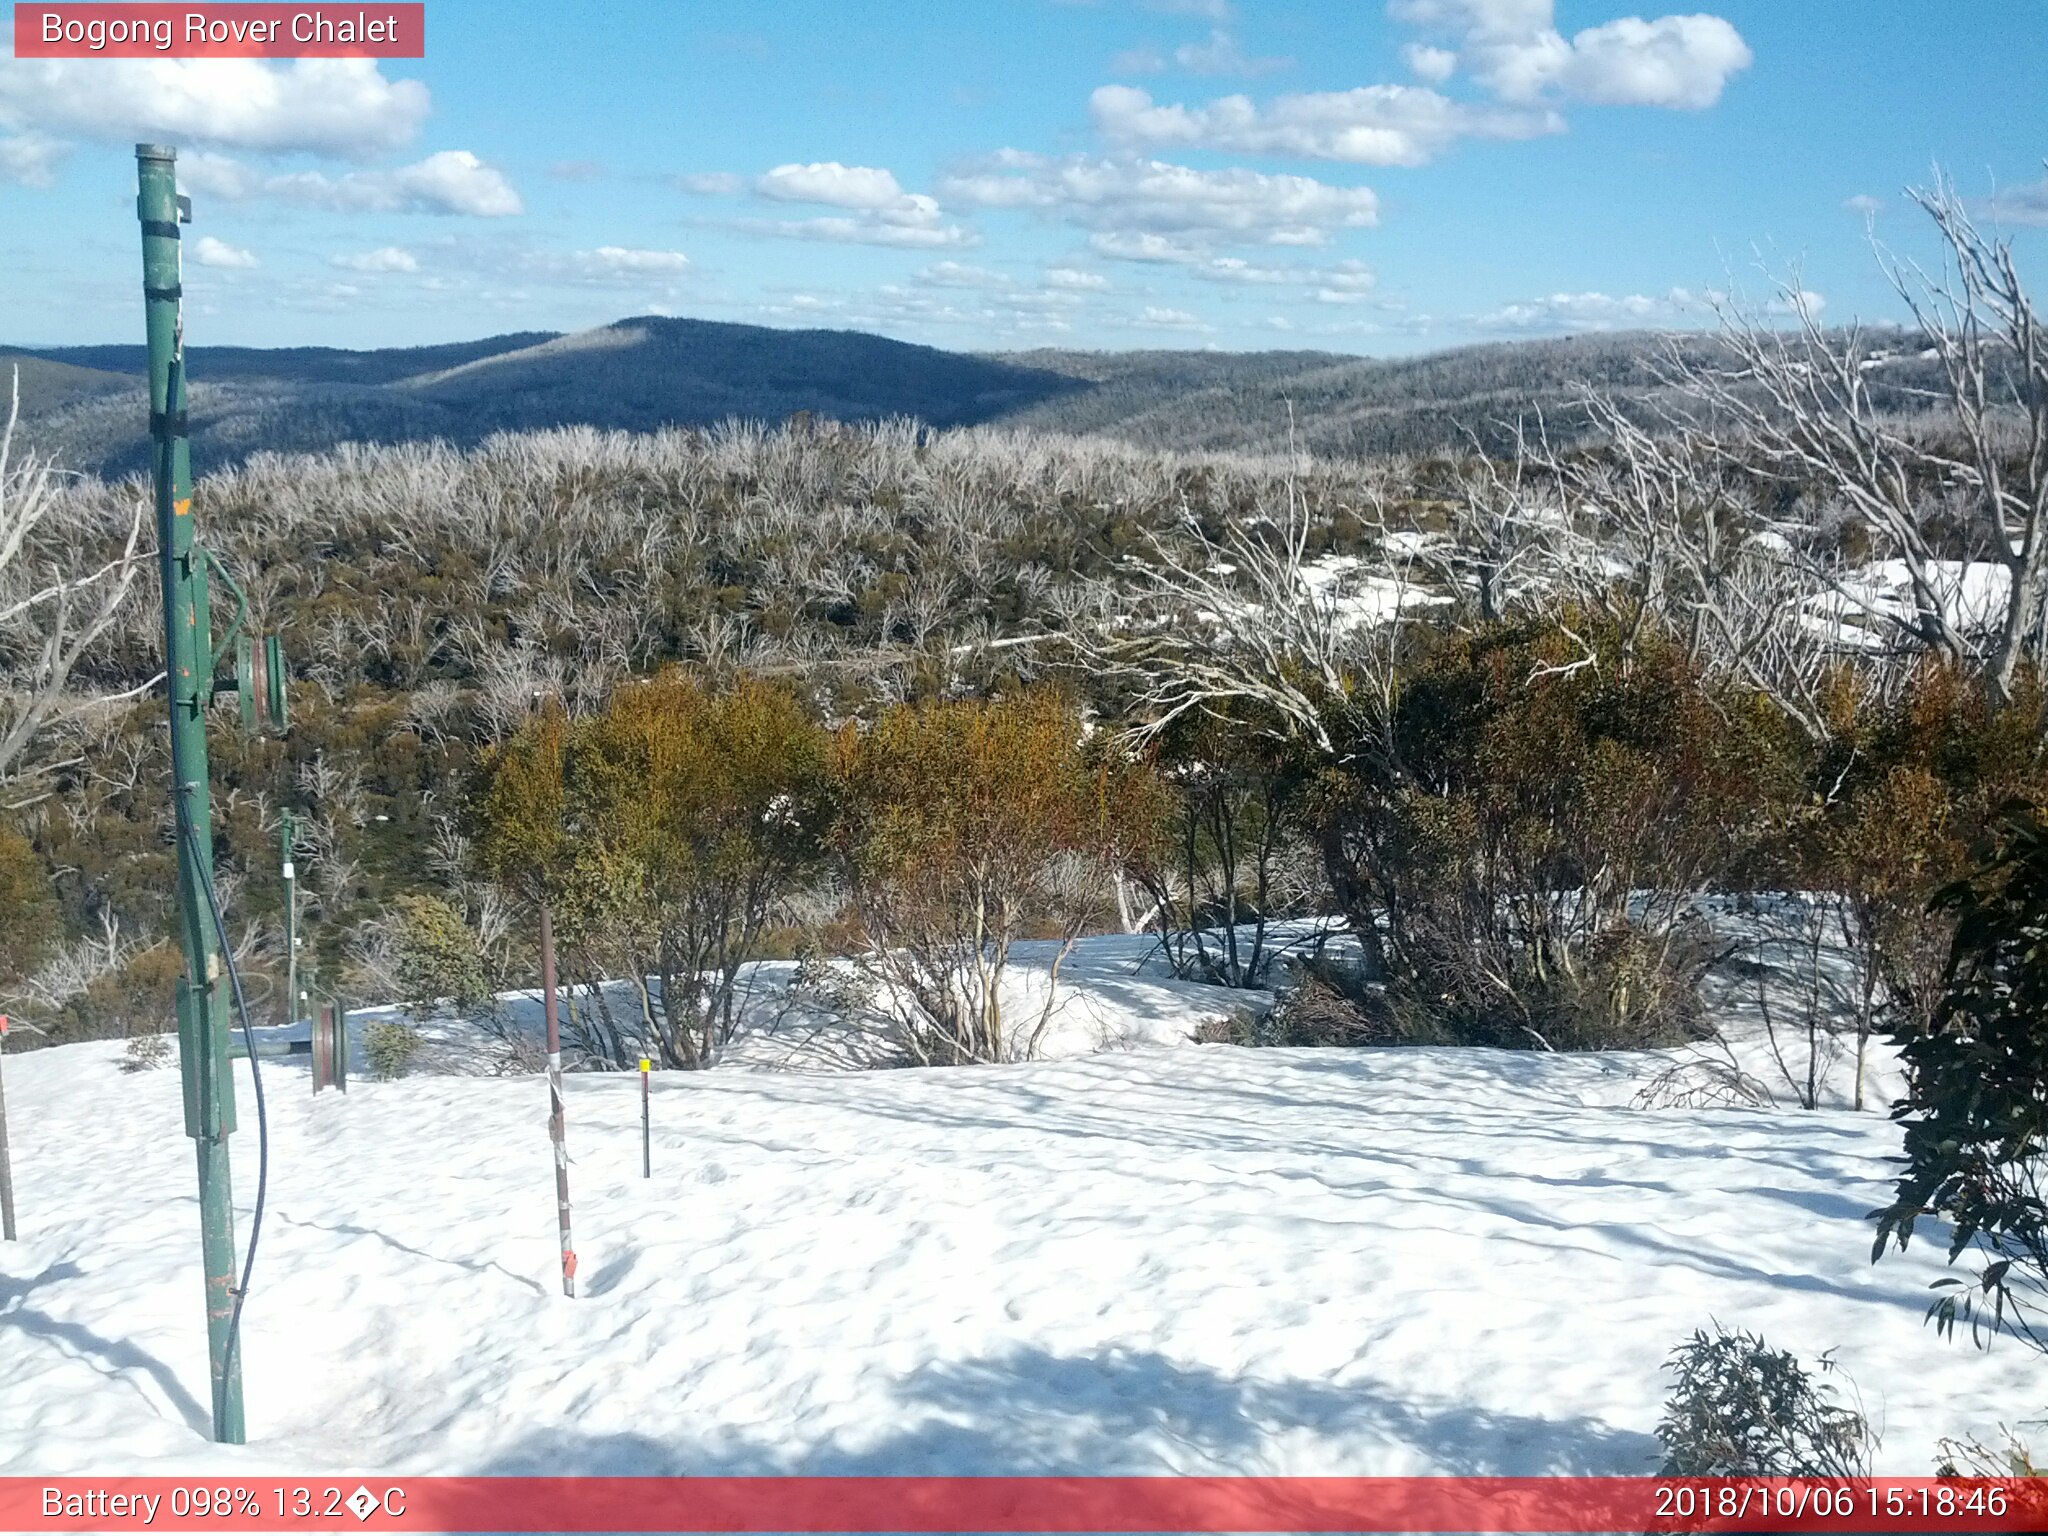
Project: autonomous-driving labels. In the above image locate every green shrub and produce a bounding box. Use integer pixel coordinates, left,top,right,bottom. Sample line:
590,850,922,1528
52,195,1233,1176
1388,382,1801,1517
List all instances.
394,894,491,1016
1317,613,1785,1051
473,671,833,1069
1874,806,2048,1353
39,944,181,1047
0,825,60,982
831,689,1166,1065
363,1020,424,1080
1656,1326,1870,1477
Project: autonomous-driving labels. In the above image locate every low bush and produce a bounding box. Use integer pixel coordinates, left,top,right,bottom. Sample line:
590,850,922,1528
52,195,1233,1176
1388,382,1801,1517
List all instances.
119,1030,171,1072
1319,615,1795,1053
363,1020,425,1080
831,690,1165,1065
1656,1326,1871,1478
393,894,492,1017
36,943,182,1047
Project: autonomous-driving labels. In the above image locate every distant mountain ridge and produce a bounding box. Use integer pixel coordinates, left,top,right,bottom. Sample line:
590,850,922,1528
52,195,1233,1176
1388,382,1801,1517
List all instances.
17,331,559,386
3,316,1092,478
2,314,1941,477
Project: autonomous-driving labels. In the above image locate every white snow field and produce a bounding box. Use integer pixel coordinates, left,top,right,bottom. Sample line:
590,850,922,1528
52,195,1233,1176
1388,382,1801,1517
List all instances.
0,933,2027,1480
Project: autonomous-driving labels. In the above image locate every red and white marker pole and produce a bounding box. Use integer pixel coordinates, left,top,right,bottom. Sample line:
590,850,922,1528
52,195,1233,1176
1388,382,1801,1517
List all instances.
538,906,575,1297
0,1015,17,1241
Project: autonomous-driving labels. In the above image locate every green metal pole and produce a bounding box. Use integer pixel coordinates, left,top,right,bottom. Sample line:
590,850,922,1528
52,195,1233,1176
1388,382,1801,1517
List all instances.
282,809,296,1029
138,143,245,1445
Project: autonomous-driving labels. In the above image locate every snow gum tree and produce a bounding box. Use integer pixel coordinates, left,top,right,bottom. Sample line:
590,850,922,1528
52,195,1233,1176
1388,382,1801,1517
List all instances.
559,671,830,1069
1127,701,1317,989
831,690,1165,1065
472,672,832,1070
1317,611,1801,1050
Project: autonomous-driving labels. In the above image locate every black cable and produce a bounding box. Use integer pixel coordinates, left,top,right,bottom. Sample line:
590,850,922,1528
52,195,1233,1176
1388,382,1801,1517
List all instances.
174,780,269,1426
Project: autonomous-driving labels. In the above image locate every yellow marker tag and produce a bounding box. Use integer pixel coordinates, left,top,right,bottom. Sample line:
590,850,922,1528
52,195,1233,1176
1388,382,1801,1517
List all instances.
173,498,192,516
639,1058,651,1072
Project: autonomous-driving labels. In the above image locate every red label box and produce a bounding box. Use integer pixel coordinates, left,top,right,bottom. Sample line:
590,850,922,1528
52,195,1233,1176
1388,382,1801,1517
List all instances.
12,3,425,58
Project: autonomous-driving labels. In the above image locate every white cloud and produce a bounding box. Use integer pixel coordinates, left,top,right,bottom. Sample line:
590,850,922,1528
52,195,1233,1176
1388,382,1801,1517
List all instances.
917,261,1011,288
747,161,973,246
1173,29,1292,76
675,171,745,195
756,292,843,321
1313,260,1380,301
744,215,976,249
181,149,522,216
191,235,259,269
1986,178,2048,228
571,246,691,279
1045,266,1110,290
1090,82,1558,166
941,150,1378,247
757,161,915,210
1085,236,1377,297
1393,2,1752,111
1112,44,1167,74
1087,2,1747,184
1134,305,1210,330
1545,15,1751,108
1473,285,1703,332
1402,43,1459,82
330,246,419,273
1197,256,1295,283
1843,193,1884,218
1388,0,1553,27
1766,288,1826,319
1088,230,1207,263
0,131,65,186
1140,0,1233,17
0,57,429,157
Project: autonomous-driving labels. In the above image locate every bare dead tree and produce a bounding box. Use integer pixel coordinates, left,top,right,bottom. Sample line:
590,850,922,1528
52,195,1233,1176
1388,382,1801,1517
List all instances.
1531,392,1863,742
1077,470,1416,763
1632,173,2048,703
0,370,147,782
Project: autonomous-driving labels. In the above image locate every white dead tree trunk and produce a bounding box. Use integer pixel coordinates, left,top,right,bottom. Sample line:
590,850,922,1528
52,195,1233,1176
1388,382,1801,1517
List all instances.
1627,173,2048,704
0,369,147,784
1528,394,1856,743
1076,474,1414,765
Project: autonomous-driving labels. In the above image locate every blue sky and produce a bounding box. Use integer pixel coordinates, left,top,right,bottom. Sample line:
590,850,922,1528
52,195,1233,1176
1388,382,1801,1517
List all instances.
1,0,2043,354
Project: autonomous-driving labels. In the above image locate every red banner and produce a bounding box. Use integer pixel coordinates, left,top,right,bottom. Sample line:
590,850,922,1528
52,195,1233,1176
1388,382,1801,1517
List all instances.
11,4,425,58
2,1477,2045,1533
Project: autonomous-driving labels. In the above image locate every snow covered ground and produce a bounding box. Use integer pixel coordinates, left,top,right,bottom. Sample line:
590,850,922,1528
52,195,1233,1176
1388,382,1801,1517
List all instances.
0,926,2026,1478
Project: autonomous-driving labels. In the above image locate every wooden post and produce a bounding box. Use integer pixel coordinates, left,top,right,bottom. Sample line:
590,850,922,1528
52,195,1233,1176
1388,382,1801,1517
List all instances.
540,904,575,1297
640,1057,651,1179
0,1016,17,1241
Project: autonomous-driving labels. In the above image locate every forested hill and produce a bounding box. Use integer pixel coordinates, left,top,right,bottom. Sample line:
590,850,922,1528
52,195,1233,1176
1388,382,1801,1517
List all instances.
1,317,1088,478
3,316,1939,476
